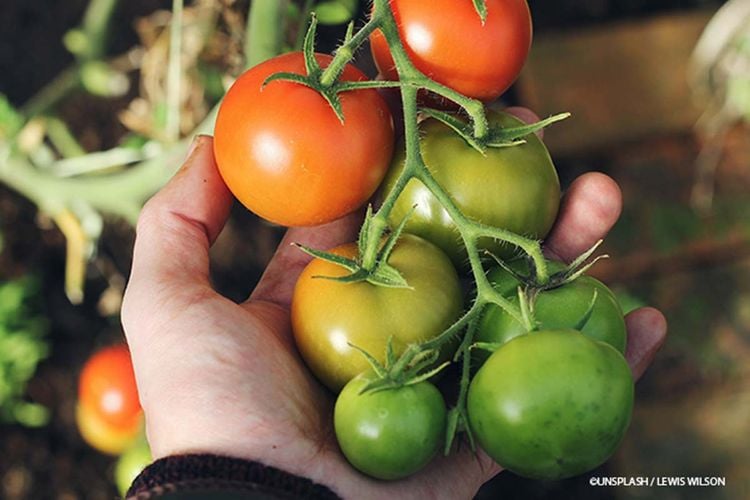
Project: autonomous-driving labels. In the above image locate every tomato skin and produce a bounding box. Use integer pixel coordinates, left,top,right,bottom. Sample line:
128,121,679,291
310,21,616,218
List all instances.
381,112,560,265
114,437,151,496
292,234,462,392
476,261,627,364
370,0,532,102
78,344,142,431
334,372,447,480
214,52,395,227
76,402,143,455
467,329,634,480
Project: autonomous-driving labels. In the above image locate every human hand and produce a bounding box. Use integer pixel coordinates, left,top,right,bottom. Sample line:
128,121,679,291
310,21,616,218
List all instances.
121,130,666,499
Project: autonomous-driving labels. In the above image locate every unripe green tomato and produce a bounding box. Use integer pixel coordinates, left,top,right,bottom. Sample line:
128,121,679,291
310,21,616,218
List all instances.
380,111,560,266
476,261,627,366
335,372,447,480
468,330,634,480
114,437,151,496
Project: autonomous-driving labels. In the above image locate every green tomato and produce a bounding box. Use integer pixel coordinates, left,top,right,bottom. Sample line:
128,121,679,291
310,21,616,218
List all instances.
334,372,447,480
468,329,634,480
114,437,151,496
381,111,560,265
292,234,463,392
476,261,627,364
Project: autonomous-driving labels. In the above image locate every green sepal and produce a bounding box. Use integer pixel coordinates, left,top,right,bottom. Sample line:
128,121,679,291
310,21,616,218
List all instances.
293,243,359,272
404,361,449,386
365,263,410,288
485,112,571,148
573,289,599,331
420,108,485,154
375,205,413,264
357,205,374,251
262,72,316,89
385,336,396,369
348,342,387,379
444,407,460,454
471,341,504,353
302,14,322,76
473,0,488,23
320,87,346,123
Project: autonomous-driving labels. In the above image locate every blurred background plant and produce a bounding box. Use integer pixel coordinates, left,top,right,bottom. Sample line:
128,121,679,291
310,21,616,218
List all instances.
0,0,748,498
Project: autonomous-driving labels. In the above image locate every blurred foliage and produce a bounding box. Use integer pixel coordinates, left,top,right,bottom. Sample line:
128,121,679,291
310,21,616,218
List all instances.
0,277,50,427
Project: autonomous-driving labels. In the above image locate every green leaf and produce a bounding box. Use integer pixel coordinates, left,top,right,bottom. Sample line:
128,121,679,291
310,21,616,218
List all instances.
315,0,358,26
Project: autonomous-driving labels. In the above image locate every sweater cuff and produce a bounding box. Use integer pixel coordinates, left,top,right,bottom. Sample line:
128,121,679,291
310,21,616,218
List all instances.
126,454,340,499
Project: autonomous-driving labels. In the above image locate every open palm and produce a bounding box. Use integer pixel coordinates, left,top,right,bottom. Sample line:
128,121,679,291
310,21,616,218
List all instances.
122,134,666,499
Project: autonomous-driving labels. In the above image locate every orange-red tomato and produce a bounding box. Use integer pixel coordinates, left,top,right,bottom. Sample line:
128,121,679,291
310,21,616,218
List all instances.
78,344,142,431
76,402,143,455
214,52,395,227
370,0,532,102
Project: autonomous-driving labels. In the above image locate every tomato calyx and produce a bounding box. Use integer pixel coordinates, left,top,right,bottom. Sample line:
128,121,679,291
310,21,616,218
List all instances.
487,239,608,293
264,14,402,123
420,108,570,154
294,206,415,288
350,337,449,395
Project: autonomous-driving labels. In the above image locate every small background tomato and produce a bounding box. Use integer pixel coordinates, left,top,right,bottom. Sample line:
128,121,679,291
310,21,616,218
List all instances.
468,329,634,480
334,372,446,480
214,52,394,227
75,402,143,455
477,261,627,361
292,234,462,392
114,437,151,496
381,112,560,265
78,344,142,431
370,0,532,101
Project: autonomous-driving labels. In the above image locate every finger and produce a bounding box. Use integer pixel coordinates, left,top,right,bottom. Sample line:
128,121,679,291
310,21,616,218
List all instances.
625,307,668,380
249,211,362,308
544,172,622,263
504,106,543,138
122,136,232,320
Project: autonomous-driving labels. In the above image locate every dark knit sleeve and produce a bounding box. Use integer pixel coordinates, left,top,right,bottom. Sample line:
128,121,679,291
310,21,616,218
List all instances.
126,454,341,499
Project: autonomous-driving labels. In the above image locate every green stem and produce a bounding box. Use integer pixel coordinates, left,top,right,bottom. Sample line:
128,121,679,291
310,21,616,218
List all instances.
20,67,81,119
80,0,119,60
373,0,488,139
246,0,286,69
319,16,381,87
165,0,184,142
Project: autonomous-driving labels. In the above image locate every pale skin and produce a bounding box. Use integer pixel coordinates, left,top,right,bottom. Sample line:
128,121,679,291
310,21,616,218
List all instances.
121,116,667,499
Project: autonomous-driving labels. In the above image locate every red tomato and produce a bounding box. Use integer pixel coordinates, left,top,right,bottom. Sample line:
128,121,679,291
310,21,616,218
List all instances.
78,344,142,431
214,52,395,227
370,0,532,102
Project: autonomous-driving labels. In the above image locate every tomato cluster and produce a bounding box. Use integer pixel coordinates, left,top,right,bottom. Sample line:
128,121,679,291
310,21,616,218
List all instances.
213,0,635,484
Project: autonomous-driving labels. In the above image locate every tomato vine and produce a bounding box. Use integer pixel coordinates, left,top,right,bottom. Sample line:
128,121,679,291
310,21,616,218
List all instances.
270,0,577,450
